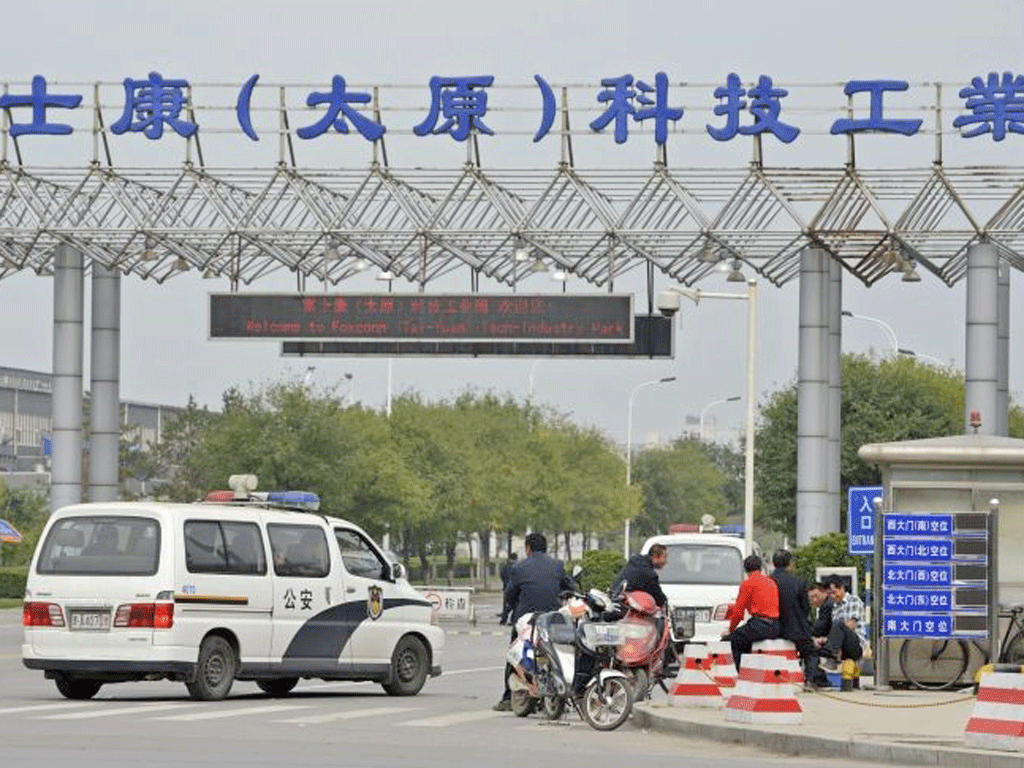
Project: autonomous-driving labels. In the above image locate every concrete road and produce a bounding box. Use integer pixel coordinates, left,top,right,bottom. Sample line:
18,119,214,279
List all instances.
1,606,906,767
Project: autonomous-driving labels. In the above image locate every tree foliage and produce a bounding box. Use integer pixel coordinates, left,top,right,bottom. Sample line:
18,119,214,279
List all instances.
792,532,866,594
0,482,49,567
756,354,1024,536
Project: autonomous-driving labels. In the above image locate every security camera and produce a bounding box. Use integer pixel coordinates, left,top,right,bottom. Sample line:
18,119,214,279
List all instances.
656,290,680,317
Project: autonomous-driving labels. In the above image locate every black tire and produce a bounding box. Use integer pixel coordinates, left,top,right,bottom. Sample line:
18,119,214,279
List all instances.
54,674,102,700
510,689,536,717
382,635,428,696
1002,632,1024,666
542,694,565,720
579,676,633,731
899,638,969,690
256,678,299,697
186,635,237,701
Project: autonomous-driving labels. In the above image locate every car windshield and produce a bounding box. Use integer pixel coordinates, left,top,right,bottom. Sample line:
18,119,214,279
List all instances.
658,543,743,585
36,516,160,576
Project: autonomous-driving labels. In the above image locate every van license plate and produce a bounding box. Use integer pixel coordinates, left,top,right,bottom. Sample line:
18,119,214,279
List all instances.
695,609,711,623
69,610,111,631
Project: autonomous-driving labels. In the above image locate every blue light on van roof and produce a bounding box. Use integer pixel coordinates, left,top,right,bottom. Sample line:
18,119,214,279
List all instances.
264,491,320,511
717,525,744,536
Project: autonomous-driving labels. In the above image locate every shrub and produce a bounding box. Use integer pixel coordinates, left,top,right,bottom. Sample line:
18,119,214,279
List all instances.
575,549,626,593
0,567,28,599
792,532,866,594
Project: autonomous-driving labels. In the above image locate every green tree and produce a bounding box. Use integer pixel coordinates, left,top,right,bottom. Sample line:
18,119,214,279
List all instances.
0,481,49,567
792,532,866,593
755,354,1024,537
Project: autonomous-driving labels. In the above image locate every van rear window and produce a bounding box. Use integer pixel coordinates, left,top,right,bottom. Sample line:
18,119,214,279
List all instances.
659,543,744,585
36,516,160,576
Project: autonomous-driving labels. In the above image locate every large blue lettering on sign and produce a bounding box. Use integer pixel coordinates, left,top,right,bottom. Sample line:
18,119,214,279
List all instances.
884,614,953,638
9,71,1024,145
884,539,953,562
883,514,954,537
884,588,952,612
883,565,952,586
847,485,882,555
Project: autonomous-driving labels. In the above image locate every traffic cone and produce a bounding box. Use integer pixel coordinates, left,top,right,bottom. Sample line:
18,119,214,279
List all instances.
964,671,1024,751
752,638,804,690
668,644,723,708
725,652,803,725
706,640,738,688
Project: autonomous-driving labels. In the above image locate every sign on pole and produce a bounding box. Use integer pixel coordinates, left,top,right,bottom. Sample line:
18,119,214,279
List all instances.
848,486,883,555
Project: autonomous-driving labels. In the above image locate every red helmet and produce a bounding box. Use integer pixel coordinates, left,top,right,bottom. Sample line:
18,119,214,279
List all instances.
623,590,656,615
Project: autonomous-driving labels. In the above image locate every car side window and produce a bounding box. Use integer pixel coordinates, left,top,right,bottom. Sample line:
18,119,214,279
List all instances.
185,520,267,575
268,524,330,578
184,521,228,572
334,528,389,581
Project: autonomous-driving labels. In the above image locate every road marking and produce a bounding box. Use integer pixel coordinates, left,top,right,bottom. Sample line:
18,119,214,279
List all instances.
442,665,503,676
157,704,308,721
37,702,199,720
275,706,416,724
402,710,501,727
0,702,95,715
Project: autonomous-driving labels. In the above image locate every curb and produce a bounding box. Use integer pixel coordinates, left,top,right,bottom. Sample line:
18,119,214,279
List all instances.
634,704,1024,768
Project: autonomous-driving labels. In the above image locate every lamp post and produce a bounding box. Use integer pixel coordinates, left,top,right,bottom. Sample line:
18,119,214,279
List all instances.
897,348,945,367
625,375,677,559
527,360,541,402
657,279,758,555
699,395,741,441
342,372,354,407
841,310,899,355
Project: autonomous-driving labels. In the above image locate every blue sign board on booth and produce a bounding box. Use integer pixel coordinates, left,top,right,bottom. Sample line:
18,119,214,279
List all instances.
884,539,953,562
883,514,954,537
883,564,953,586
884,588,953,612
884,613,955,638
848,485,882,555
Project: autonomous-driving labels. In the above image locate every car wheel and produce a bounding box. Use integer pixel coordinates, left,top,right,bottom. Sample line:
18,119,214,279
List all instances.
185,635,237,701
256,677,299,697
54,674,102,700
382,635,428,696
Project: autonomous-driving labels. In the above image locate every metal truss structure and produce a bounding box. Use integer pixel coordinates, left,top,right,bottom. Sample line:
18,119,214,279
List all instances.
1,160,1023,289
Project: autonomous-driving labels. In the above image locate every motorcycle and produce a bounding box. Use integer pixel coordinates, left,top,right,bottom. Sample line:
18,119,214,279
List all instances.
612,590,677,701
507,589,634,731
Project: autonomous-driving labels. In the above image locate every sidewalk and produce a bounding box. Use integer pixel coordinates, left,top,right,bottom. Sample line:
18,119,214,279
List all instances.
635,685,1024,768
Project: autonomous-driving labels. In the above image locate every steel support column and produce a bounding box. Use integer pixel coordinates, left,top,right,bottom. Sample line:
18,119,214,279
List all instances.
996,263,1010,437
51,246,84,512
90,263,120,502
797,247,832,544
965,242,999,435
828,257,843,522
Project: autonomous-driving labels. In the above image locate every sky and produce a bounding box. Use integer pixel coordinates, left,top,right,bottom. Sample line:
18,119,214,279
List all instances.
0,0,1022,448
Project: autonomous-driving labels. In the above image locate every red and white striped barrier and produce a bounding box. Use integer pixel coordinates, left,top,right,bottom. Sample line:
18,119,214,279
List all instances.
964,672,1024,751
668,643,723,708
706,640,738,688
725,652,803,725
752,638,804,689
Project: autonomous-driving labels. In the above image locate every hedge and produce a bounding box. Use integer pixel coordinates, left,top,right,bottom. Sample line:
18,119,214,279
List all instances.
0,567,28,599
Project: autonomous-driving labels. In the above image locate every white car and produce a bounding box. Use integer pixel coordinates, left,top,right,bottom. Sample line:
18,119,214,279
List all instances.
639,532,748,646
22,479,444,701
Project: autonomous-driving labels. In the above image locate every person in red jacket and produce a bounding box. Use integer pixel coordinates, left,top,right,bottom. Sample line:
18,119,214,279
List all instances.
722,554,781,670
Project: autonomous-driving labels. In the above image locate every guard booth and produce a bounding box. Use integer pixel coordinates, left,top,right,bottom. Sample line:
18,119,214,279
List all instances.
858,433,1024,688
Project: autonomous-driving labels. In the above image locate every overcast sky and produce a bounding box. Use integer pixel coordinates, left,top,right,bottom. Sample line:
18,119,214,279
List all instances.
0,0,1022,447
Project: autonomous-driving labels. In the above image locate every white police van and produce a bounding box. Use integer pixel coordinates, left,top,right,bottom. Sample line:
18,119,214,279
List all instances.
640,523,752,647
22,476,444,701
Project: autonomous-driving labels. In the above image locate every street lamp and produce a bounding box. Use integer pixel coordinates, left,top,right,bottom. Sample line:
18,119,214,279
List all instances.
700,395,741,441
527,360,541,402
342,372,354,407
841,310,899,356
657,279,758,555
625,375,677,559
897,348,945,367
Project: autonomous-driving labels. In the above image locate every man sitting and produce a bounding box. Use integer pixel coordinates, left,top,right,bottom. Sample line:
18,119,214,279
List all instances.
806,581,833,687
817,576,867,672
723,554,780,671
612,543,668,608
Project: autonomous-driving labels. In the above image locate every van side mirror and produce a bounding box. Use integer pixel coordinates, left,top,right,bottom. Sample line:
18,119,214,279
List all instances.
391,562,407,581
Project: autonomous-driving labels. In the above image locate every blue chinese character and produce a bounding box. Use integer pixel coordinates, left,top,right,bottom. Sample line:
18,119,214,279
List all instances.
413,76,494,142
0,76,81,137
236,74,260,141
707,73,799,143
954,72,1024,141
533,74,556,142
110,71,197,139
830,80,922,136
590,73,683,144
297,76,385,141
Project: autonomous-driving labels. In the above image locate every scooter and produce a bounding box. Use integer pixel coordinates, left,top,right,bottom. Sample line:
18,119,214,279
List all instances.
612,590,677,701
507,589,634,731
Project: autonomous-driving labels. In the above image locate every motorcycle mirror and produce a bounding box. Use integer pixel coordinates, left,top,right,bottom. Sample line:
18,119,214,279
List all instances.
571,564,584,579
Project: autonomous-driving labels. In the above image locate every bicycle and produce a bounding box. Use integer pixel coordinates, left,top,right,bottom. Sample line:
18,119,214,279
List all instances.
897,604,1024,690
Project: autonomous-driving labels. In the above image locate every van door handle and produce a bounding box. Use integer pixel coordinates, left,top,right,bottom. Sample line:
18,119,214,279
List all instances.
346,587,357,594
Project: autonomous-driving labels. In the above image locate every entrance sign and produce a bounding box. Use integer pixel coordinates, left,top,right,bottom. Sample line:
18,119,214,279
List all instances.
210,294,633,343
848,486,882,555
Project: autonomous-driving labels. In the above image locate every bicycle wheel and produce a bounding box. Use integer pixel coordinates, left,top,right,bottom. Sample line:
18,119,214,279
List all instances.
898,638,969,690
1001,632,1024,666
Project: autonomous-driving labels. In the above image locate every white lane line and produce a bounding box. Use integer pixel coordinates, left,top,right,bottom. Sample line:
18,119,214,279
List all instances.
37,702,199,720
0,702,96,715
441,666,503,676
275,706,416,725
402,710,501,728
157,704,308,721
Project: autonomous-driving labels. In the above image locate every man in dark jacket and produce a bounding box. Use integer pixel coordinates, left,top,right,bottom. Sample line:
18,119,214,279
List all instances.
807,580,833,687
494,533,574,711
769,549,818,688
612,543,668,607
497,552,518,624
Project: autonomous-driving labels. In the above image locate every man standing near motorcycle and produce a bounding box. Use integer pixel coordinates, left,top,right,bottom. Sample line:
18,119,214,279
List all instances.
723,554,780,671
612,543,668,608
493,533,575,711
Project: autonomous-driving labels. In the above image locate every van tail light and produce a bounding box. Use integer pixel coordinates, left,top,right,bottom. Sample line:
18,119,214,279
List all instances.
23,602,64,627
713,604,730,621
113,602,174,629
